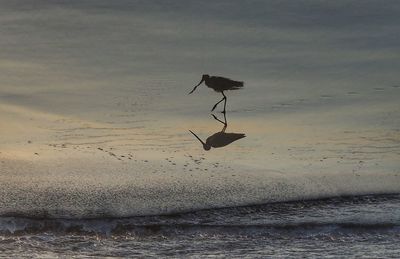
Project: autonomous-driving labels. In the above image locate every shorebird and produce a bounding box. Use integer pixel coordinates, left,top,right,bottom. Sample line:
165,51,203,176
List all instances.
189,74,244,113
189,114,245,151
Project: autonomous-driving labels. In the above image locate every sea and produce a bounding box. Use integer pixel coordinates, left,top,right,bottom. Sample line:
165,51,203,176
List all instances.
0,1,399,258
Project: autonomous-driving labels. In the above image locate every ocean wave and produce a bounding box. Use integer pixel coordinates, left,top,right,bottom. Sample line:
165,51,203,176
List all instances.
1,217,399,236
1,194,399,235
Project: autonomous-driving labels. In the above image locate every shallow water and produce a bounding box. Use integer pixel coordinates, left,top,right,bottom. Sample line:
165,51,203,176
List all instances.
1,0,400,257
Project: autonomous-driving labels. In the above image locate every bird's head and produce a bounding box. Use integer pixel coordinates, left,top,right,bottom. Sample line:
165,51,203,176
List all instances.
201,74,210,80
189,74,209,94
189,130,211,151
203,144,211,151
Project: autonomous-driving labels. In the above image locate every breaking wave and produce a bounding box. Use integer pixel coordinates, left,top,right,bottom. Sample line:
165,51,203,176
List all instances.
1,194,400,235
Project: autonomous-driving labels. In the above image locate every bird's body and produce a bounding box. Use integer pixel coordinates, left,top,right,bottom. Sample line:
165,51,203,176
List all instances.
189,129,245,151
203,76,244,93
189,74,244,113
205,132,246,149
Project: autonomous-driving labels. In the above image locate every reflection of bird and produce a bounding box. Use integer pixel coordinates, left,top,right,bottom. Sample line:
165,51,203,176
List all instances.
189,116,245,151
189,74,244,113
189,130,245,151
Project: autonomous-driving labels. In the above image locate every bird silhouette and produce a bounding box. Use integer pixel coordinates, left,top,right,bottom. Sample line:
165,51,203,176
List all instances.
189,114,245,151
189,74,244,114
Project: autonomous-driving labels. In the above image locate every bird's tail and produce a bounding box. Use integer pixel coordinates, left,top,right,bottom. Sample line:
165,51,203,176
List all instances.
227,133,246,141
231,80,244,90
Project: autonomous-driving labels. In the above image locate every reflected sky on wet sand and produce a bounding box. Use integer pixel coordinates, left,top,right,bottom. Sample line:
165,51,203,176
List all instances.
0,0,399,187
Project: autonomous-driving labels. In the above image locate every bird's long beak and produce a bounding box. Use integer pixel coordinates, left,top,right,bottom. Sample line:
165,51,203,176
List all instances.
189,130,205,145
188,79,204,94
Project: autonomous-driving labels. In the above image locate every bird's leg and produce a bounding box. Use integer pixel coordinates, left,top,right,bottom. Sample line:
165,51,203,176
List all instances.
212,114,226,125
222,106,227,125
221,123,227,133
211,96,225,112
212,114,228,128
221,109,227,133
222,91,227,114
